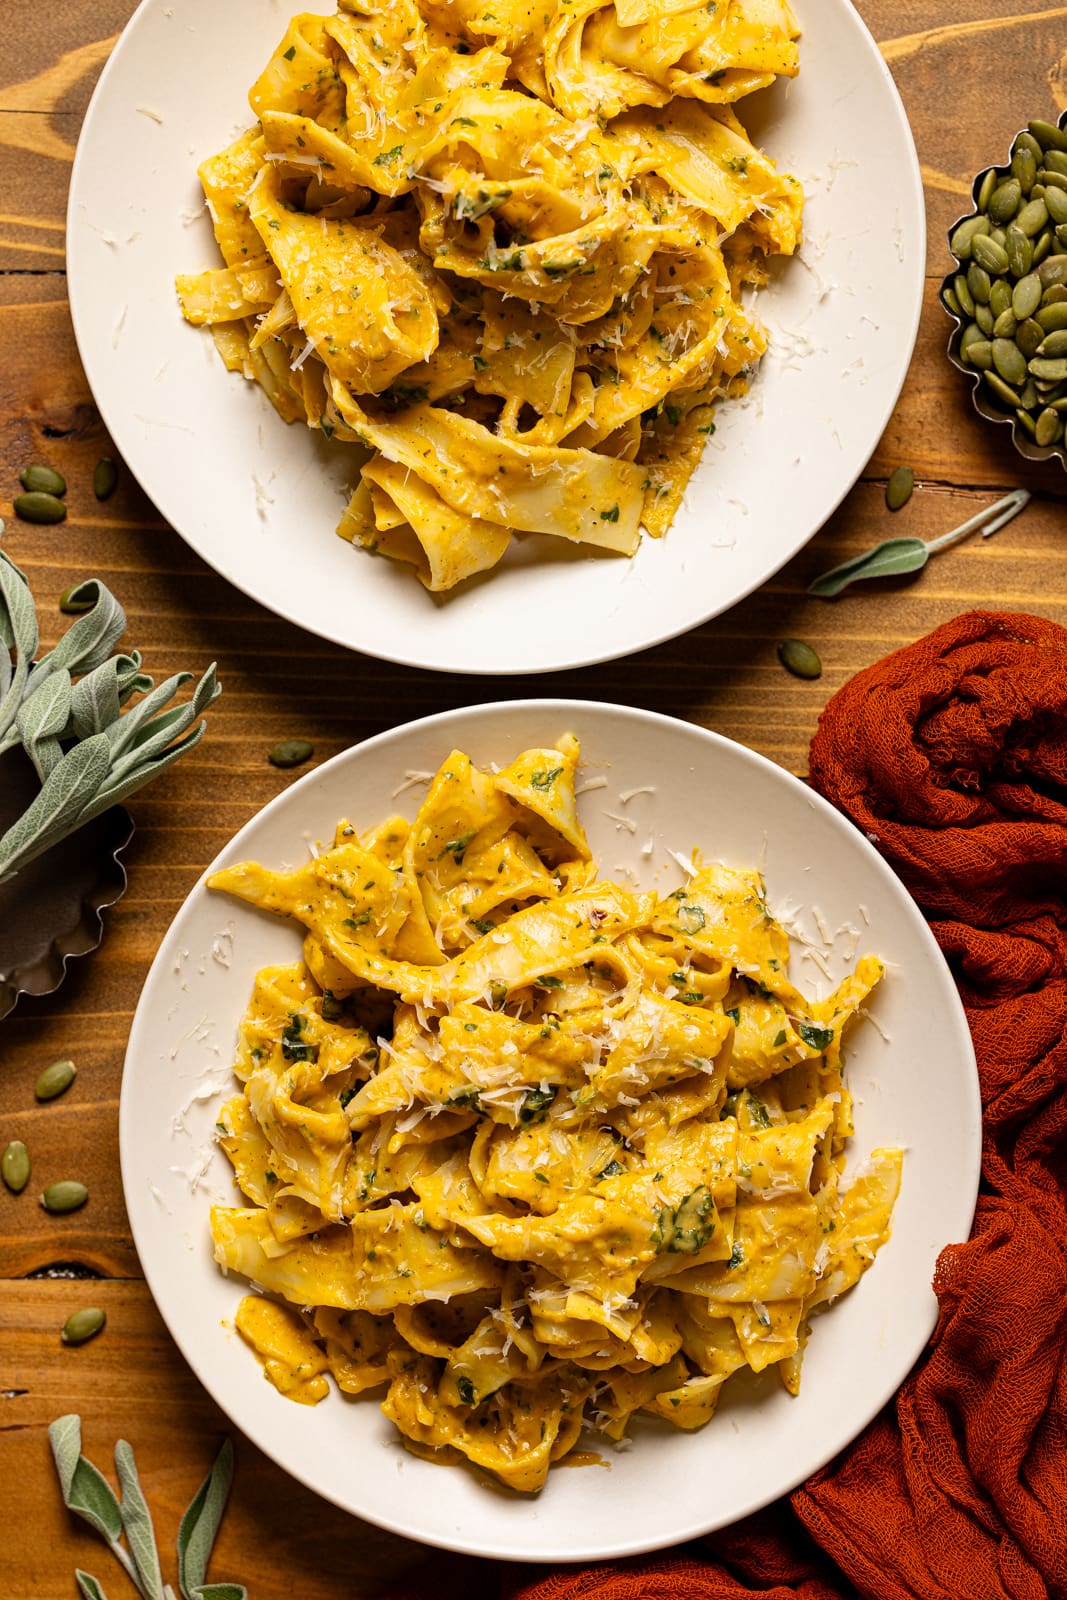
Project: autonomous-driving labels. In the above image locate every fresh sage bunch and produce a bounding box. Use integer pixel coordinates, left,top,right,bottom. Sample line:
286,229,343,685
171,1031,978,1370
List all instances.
808,488,1031,598
49,1414,246,1600
0,525,220,881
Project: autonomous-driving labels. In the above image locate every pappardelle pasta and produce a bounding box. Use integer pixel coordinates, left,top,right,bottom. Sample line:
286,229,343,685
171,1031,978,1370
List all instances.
207,738,902,1492
177,0,803,591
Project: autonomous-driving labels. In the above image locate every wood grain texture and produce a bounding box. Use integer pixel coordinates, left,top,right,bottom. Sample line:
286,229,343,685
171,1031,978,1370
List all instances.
2,2,1067,1596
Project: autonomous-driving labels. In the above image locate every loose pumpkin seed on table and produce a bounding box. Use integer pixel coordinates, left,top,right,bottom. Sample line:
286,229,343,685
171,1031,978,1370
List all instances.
269,738,314,769
19,464,66,497
35,1059,76,1101
13,491,66,525
92,457,118,500
777,639,822,679
40,1180,89,1214
885,466,914,511
60,1308,106,1346
2,1141,30,1194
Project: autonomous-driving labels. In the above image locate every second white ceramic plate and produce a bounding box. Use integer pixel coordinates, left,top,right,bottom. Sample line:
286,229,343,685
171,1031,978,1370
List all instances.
69,0,923,674
121,703,979,1561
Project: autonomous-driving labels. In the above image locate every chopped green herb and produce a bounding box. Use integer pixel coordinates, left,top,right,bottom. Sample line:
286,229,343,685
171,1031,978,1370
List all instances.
798,1021,835,1052
599,504,620,522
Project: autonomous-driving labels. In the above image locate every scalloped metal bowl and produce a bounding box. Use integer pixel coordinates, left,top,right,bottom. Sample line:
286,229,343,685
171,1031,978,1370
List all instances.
941,108,1067,471
0,746,133,1021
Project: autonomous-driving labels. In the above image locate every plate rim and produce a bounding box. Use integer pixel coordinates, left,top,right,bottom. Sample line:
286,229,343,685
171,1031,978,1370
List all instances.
67,2,927,676
120,698,981,1560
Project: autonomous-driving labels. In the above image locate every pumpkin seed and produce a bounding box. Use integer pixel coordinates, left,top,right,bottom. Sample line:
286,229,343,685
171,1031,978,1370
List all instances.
955,273,976,316
1017,198,1050,238
1044,149,1067,177
92,457,119,500
1,1141,30,1194
1005,227,1032,278
977,167,998,210
972,234,1010,275
1020,378,1040,410
777,639,822,680
992,309,1018,339
20,464,66,497
1032,184,1048,204
990,226,1008,248
35,1059,76,1101
1030,119,1067,152
951,213,992,259
885,466,915,511
1013,147,1039,193
984,370,1022,408
1036,406,1064,446
269,738,314,769
1017,318,1045,359
942,285,961,316
13,491,66,525
963,337,994,371
1016,130,1045,163
61,1307,106,1346
59,585,94,614
988,179,1022,223
960,323,986,359
1050,395,1067,411
967,262,992,304
1016,407,1038,438
1057,223,1067,249
1029,356,1067,380
1039,170,1067,193
1044,284,1067,306
975,303,995,336
1013,272,1043,319
993,338,1028,385
1036,301,1067,331
1038,328,1067,357
990,279,1014,319
40,1180,89,1214
1038,254,1067,286
1045,185,1067,226
1033,230,1053,266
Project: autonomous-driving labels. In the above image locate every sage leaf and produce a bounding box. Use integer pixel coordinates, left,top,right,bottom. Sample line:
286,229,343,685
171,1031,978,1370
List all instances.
75,1572,110,1600
50,1413,85,1501
107,667,220,785
49,1418,140,1597
68,659,123,741
808,538,930,597
104,671,195,757
177,1440,235,1600
81,721,209,822
0,733,111,881
809,489,1032,599
115,1441,166,1600
32,581,126,681
17,667,72,783
0,551,37,744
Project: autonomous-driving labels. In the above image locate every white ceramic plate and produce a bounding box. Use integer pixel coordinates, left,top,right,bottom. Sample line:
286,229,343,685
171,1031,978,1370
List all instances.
121,703,979,1561
69,1,923,676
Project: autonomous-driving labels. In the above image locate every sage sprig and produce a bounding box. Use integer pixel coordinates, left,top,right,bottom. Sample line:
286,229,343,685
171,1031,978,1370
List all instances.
49,1415,246,1600
808,488,1031,598
0,525,220,881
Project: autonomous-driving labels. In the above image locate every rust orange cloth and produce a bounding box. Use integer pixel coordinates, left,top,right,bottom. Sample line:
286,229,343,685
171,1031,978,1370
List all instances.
501,611,1067,1600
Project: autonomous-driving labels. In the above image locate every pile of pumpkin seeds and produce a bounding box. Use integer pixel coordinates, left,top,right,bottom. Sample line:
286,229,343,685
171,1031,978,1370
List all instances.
945,119,1067,448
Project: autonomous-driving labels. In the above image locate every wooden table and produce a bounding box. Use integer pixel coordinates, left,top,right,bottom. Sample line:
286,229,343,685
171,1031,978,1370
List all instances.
3,3,1066,1594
